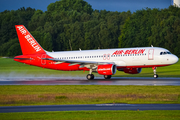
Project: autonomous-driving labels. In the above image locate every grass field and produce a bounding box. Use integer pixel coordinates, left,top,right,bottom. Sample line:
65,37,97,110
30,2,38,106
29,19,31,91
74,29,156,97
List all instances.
0,57,180,78
0,85,180,106
0,110,180,120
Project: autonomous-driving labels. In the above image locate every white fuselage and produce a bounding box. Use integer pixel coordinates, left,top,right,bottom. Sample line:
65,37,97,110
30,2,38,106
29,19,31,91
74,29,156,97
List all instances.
46,47,178,68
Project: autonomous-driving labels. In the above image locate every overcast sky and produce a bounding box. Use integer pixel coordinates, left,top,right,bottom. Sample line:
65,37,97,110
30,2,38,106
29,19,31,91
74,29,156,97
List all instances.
0,0,172,12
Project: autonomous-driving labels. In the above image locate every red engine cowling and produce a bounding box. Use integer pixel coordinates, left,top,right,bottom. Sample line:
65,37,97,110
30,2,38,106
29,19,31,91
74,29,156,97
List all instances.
97,64,116,75
123,68,142,74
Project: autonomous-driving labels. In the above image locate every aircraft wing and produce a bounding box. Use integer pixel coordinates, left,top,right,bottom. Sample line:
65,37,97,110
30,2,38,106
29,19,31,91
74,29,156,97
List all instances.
42,58,114,66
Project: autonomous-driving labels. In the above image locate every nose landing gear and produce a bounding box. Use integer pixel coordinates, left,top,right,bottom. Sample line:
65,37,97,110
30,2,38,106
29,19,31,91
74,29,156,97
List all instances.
152,67,158,78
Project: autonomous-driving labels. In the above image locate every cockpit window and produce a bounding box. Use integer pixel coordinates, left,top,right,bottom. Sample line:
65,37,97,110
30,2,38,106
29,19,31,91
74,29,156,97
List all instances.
160,51,171,55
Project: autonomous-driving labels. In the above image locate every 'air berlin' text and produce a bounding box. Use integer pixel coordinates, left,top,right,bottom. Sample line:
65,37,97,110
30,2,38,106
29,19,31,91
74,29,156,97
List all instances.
17,26,41,52
112,49,145,55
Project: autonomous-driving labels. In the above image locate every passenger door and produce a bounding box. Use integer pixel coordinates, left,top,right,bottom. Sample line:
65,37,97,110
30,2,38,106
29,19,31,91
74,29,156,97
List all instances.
148,49,154,60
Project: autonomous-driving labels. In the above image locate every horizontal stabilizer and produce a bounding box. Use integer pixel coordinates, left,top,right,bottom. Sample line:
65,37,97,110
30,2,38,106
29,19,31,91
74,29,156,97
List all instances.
14,58,32,60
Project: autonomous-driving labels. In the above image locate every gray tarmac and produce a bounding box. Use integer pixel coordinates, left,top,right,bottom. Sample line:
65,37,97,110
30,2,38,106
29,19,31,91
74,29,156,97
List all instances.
0,77,180,85
0,104,180,113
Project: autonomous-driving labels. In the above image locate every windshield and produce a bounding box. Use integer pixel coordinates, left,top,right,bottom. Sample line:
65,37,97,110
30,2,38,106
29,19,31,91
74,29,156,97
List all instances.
160,51,172,55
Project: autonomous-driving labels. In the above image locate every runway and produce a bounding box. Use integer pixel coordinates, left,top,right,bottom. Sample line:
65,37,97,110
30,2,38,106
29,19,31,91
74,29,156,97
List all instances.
0,77,180,85
0,104,180,113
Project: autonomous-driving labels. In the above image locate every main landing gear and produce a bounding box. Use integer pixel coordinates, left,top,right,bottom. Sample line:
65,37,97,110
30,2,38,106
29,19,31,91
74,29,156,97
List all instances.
86,69,112,80
86,69,94,80
152,67,158,78
86,74,112,80
86,74,94,80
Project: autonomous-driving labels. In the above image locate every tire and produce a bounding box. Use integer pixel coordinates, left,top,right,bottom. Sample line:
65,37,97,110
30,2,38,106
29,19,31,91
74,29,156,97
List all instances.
86,74,94,80
154,74,158,78
104,75,111,79
91,74,94,79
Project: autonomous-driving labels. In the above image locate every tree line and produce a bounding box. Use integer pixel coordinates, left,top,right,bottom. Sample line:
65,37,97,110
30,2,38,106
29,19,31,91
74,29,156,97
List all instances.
0,0,180,57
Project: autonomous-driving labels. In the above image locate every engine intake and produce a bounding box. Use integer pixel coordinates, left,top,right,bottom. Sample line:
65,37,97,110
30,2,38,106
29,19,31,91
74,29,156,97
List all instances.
97,64,116,75
123,68,142,74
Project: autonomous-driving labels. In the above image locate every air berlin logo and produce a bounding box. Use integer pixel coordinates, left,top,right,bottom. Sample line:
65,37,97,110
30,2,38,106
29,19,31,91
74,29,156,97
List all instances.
17,26,41,52
112,49,145,55
98,68,111,71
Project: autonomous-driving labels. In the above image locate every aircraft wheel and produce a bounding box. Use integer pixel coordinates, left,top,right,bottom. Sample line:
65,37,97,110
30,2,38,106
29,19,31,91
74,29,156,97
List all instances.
91,74,94,79
86,74,94,80
104,75,111,79
154,74,158,78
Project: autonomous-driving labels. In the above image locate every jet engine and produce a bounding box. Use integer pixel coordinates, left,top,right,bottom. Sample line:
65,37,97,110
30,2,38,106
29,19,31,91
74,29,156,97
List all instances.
97,64,116,75
123,68,142,74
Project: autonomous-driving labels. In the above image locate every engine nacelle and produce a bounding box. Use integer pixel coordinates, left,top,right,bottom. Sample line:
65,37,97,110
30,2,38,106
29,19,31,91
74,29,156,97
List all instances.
123,68,142,74
97,64,116,75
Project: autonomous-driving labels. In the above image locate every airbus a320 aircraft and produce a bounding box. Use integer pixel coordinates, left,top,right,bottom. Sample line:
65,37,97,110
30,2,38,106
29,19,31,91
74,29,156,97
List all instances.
14,25,179,80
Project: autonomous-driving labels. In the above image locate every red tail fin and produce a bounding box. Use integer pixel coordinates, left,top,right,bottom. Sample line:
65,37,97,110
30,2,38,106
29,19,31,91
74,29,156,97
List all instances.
15,25,46,55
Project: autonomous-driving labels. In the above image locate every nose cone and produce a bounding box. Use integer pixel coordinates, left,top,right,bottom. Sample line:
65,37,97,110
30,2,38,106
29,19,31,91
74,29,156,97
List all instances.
171,55,179,64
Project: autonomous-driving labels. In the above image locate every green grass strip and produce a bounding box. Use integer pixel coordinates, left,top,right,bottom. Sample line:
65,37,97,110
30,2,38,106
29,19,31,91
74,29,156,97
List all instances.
0,85,180,106
0,110,180,120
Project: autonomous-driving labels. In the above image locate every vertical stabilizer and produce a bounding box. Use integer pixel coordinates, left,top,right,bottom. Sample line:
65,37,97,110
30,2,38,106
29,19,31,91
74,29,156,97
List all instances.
15,25,46,55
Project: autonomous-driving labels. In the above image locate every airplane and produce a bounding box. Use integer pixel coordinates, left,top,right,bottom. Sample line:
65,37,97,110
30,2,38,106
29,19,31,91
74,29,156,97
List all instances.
14,25,179,80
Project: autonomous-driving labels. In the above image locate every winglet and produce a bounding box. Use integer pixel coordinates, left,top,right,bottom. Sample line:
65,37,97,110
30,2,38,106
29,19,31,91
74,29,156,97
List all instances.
15,25,46,55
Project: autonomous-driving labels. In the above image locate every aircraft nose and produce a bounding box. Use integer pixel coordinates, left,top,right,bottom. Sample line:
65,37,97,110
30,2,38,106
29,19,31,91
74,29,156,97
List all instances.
171,55,179,64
